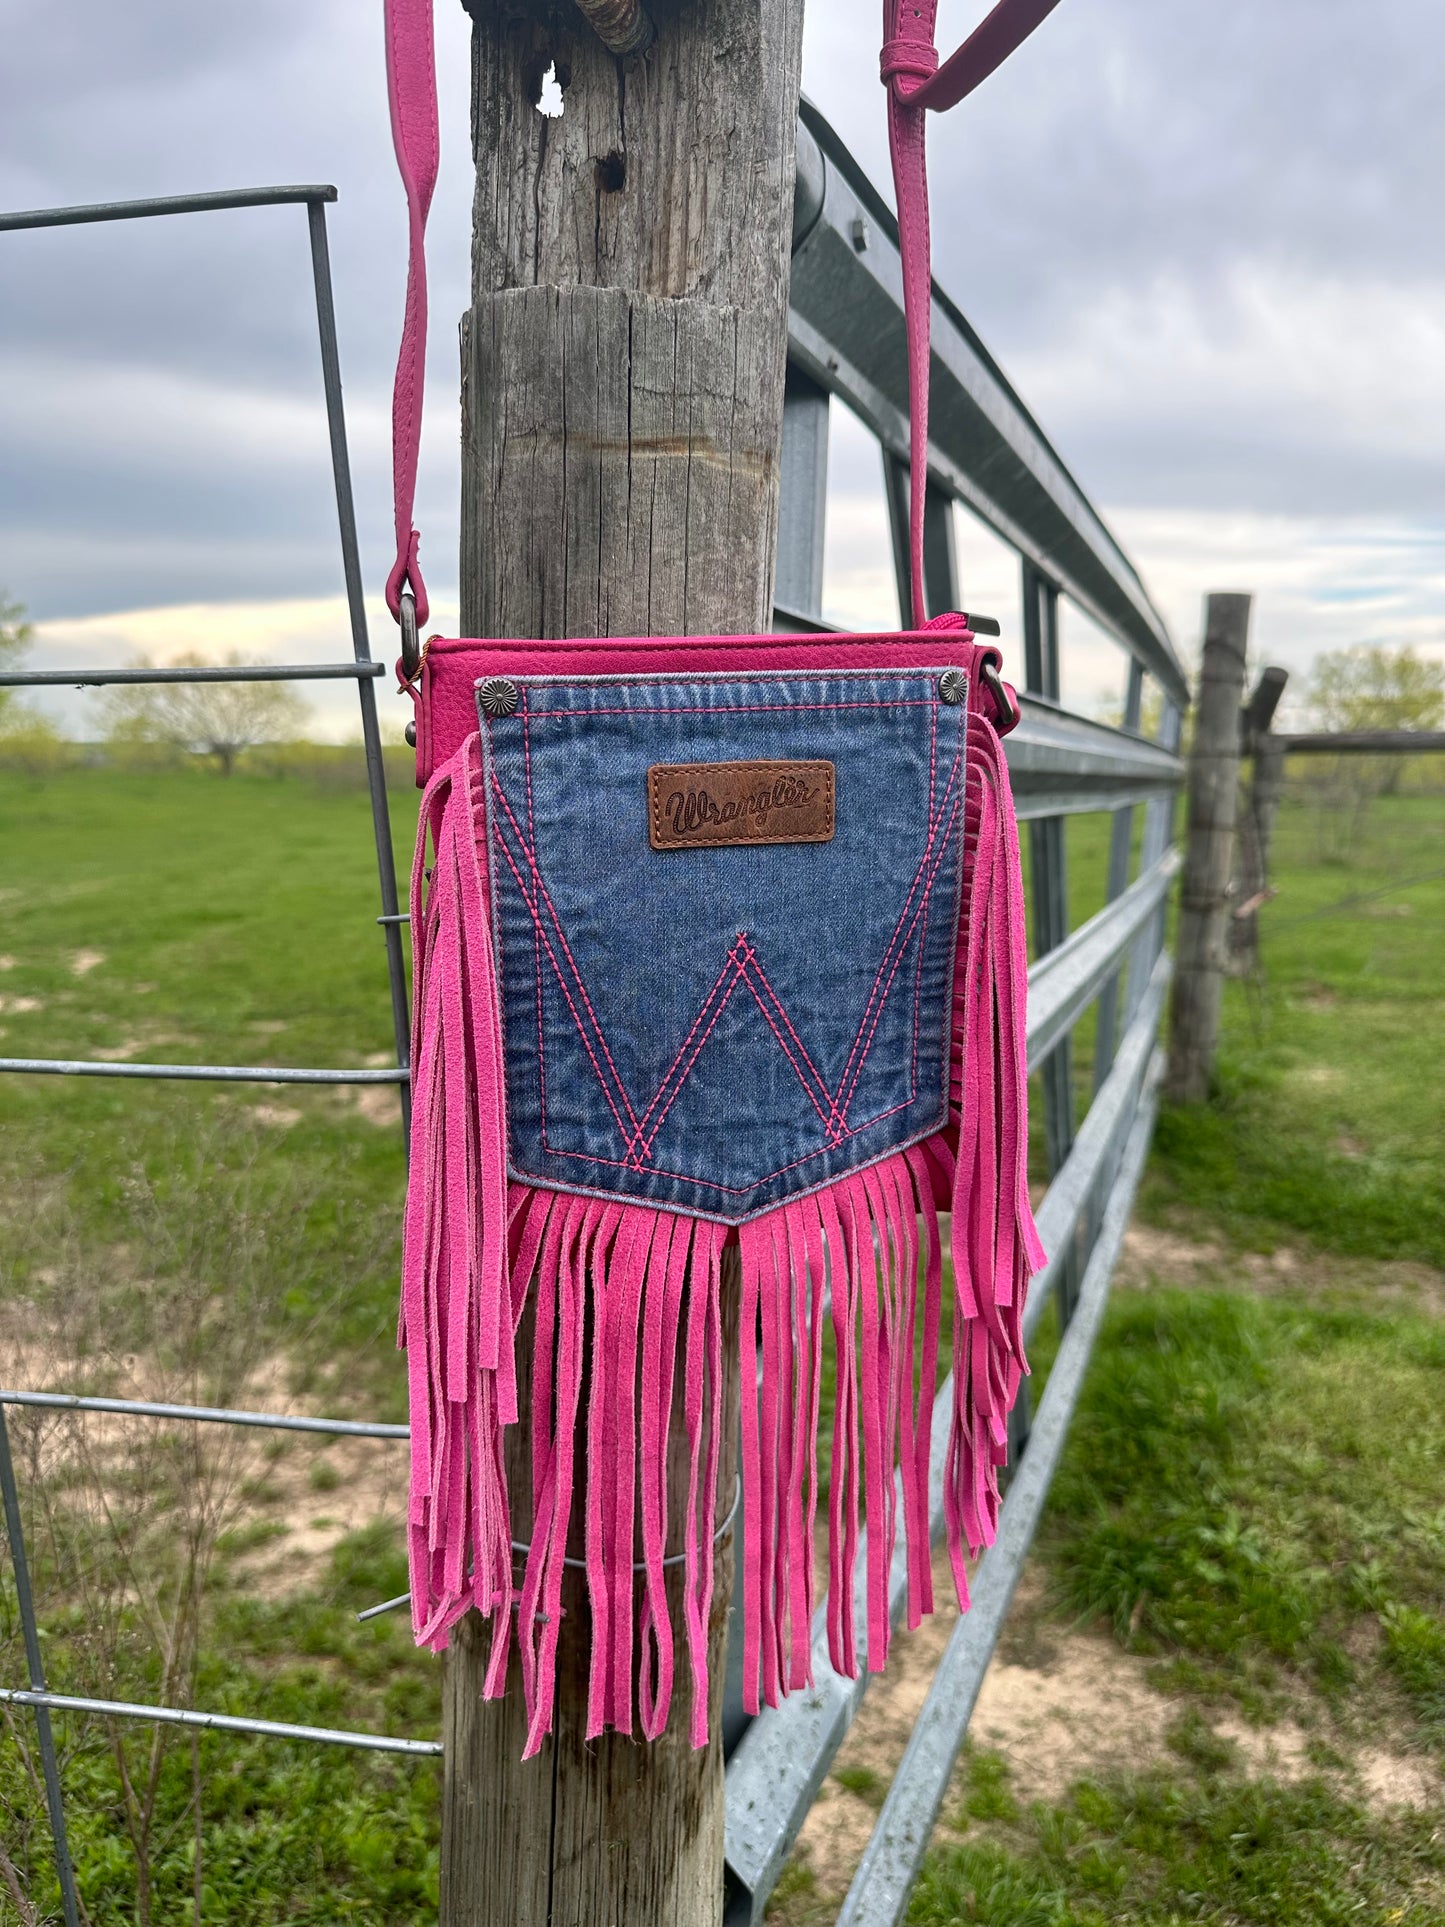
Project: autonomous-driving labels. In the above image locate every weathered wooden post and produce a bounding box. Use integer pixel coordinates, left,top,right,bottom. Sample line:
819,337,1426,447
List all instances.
1228,665,1288,975
442,3,806,1921
1166,591,1252,1103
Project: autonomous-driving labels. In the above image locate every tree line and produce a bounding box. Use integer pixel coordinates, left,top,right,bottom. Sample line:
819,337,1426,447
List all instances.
4,588,1442,778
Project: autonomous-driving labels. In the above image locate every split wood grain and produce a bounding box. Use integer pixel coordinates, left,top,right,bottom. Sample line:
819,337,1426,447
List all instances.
446,5,805,1923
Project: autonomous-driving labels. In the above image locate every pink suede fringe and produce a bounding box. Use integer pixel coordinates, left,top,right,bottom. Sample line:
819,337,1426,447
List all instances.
400,708,1042,1752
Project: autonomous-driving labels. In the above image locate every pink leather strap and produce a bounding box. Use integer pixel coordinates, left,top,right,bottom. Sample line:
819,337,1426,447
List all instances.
882,0,1064,626
381,0,1061,637
384,0,439,627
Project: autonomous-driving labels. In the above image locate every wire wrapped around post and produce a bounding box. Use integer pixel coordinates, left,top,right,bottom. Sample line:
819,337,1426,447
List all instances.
576,0,654,57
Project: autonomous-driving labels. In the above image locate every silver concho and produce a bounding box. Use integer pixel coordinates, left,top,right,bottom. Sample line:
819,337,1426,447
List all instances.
478,677,520,719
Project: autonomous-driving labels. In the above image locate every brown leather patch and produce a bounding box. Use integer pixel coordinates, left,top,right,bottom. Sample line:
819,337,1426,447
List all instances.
648,760,835,850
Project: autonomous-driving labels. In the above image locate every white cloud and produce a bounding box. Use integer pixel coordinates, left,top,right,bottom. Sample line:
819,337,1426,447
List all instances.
2,0,1443,727
1114,507,1445,720
0,348,385,478
1010,263,1445,515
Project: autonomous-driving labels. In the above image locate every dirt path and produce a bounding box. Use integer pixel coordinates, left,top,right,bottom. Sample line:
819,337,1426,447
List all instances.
786,1551,1438,1909
779,1224,1445,1912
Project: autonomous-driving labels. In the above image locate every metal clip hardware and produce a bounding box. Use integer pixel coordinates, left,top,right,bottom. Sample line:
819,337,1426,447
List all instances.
399,587,421,684
979,658,1019,732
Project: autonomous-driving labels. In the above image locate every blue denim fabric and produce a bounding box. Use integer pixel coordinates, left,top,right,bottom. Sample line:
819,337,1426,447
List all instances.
478,669,967,1223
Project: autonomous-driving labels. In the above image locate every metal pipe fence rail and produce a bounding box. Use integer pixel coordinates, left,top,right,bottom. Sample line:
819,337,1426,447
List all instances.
2,102,1187,1927
0,663,387,687
0,178,414,1134
723,98,1187,1925
0,177,415,1927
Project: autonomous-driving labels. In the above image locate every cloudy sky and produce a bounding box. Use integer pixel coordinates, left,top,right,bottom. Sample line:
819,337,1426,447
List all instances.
2,0,1440,736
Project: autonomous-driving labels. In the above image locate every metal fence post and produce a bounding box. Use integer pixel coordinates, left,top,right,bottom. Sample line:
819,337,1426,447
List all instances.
305,198,413,1141
0,1403,81,1927
1092,657,1145,1089
775,364,831,627
883,456,959,625
1021,560,1079,1335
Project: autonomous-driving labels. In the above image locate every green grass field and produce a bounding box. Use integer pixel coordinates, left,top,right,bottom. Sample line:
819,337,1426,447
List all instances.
0,758,432,1925
1,760,1441,1924
895,782,1445,1927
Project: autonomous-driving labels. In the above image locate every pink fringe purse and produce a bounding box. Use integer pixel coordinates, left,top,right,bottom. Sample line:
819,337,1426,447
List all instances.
386,0,1053,1757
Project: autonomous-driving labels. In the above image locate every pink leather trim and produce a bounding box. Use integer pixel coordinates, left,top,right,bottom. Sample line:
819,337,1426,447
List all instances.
408,626,979,783
882,0,1065,621
382,0,1063,645
893,0,1064,114
382,0,438,625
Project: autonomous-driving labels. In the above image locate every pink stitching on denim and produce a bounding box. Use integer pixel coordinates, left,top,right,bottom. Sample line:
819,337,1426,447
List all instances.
827,763,957,1128
521,697,940,720
502,762,852,1165
520,694,539,912
493,850,937,1187
521,693,549,1146
912,878,930,1095
828,741,963,1131
495,818,757,1168
847,801,963,1125
490,773,645,1143
737,946,835,1113
485,692,967,1195
735,944,839,1132
496,794,750,1167
836,792,961,1132
498,772,958,1166
628,945,748,1151
827,817,943,1136
927,694,938,820
826,797,957,1143
508,683,963,1148
529,1095,922,1193
489,709,620,1156
507,866,951,1181
631,942,751,1156
489,814,644,1163
915,697,940,1092
835,760,962,1119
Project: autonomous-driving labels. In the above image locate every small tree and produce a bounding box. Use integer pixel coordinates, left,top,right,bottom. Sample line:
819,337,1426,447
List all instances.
98,651,310,775
0,591,71,775
1310,642,1444,738
1304,643,1445,856
0,590,34,722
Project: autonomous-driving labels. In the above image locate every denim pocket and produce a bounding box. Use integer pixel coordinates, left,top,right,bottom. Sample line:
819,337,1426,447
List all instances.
480,669,967,1222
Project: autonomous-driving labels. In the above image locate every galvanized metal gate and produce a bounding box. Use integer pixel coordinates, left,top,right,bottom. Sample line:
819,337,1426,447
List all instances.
0,181,423,1927
0,102,1187,1927
721,103,1186,1925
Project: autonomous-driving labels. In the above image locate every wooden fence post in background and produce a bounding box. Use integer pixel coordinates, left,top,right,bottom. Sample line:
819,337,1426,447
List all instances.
1229,665,1289,975
1166,591,1252,1103
442,3,806,1922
